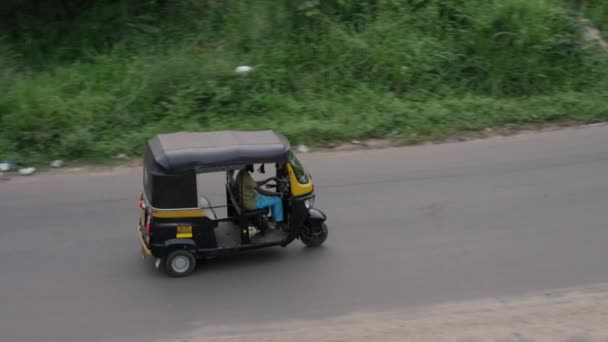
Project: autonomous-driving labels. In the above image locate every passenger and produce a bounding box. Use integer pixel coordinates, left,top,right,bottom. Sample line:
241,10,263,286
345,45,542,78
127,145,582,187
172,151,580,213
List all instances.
237,164,286,230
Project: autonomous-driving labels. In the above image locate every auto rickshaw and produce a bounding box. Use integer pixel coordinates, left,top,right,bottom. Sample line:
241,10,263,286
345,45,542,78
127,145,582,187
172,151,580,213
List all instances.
137,130,328,277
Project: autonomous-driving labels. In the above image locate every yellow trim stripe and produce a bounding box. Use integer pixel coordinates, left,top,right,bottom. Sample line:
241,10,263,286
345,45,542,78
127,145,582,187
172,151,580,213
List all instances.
176,233,193,238
150,210,205,218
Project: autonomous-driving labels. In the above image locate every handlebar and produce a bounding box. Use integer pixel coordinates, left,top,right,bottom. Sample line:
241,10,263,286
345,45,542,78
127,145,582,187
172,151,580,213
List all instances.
264,177,290,195
265,177,288,187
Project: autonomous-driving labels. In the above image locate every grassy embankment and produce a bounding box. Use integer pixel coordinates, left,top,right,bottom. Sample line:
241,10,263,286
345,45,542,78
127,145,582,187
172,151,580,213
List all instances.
1,0,608,164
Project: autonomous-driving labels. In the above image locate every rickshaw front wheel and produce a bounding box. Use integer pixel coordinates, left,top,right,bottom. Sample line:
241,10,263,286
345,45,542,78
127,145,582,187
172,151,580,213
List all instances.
164,250,196,277
300,223,328,248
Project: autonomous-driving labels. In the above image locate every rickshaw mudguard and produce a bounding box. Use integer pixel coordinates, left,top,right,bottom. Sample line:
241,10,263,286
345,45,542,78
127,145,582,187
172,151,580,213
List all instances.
151,238,197,258
281,208,327,247
305,208,327,225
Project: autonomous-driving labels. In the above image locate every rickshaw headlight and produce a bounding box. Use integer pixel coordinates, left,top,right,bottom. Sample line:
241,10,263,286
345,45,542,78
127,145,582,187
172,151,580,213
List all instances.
304,198,314,209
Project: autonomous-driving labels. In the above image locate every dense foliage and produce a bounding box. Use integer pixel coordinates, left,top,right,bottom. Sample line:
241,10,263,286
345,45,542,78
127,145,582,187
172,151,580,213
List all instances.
1,0,608,163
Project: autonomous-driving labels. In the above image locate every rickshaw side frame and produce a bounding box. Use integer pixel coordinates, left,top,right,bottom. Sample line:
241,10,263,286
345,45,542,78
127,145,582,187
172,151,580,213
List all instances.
139,169,316,259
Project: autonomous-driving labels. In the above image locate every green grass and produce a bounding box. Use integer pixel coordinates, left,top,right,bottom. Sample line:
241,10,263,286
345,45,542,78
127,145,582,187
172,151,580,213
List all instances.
1,0,608,165
579,0,608,37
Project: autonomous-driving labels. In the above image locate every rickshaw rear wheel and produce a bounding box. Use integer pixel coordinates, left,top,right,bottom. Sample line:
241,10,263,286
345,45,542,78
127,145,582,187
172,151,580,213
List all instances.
300,223,328,248
164,249,196,277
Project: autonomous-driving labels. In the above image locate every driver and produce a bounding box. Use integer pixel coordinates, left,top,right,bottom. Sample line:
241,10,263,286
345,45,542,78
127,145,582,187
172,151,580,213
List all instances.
237,164,286,230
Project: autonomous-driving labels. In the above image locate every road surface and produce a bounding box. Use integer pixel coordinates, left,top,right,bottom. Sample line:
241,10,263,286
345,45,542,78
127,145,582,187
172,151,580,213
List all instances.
1,125,608,342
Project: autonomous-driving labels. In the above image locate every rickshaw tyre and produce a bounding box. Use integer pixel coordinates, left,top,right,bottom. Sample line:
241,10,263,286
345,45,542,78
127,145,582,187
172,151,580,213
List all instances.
300,222,328,248
164,249,196,278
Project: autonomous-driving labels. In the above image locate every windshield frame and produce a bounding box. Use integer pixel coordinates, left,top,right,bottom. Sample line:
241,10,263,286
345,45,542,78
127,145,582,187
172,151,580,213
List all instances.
288,150,309,184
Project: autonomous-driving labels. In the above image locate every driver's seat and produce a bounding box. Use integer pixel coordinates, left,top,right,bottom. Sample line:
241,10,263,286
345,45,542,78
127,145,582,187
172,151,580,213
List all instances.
227,178,269,217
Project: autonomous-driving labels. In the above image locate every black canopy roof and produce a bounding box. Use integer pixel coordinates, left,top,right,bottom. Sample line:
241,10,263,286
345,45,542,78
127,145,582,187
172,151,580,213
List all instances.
146,130,291,173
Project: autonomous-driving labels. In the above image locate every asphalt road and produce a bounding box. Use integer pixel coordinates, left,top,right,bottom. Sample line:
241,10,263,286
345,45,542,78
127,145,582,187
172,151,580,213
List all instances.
2,125,608,342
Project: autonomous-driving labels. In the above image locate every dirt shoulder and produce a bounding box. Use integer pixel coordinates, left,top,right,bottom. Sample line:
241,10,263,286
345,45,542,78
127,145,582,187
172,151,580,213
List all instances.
166,284,608,342
2,122,607,185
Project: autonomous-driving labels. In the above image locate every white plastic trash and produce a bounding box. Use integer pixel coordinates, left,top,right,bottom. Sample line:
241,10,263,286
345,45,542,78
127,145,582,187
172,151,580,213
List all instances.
235,65,253,74
0,161,16,171
51,160,64,168
296,144,310,153
19,167,36,176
